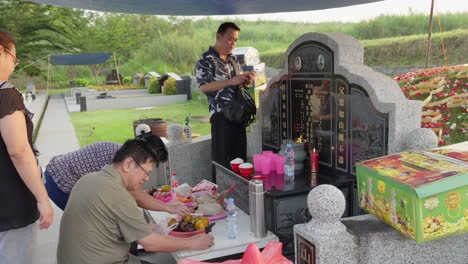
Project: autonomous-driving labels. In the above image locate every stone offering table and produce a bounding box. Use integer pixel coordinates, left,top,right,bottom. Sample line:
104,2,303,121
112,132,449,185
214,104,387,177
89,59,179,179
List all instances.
294,185,468,264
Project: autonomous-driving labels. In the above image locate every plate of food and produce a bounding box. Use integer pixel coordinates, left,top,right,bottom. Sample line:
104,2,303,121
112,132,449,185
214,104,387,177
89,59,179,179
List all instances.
168,214,214,238
147,185,175,203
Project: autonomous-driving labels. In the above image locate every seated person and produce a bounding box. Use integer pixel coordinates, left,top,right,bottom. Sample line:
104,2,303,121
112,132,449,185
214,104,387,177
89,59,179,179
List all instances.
57,137,214,264
44,132,188,215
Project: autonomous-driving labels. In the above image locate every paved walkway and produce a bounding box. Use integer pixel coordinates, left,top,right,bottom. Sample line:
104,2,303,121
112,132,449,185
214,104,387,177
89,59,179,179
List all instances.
32,94,80,264
30,94,173,264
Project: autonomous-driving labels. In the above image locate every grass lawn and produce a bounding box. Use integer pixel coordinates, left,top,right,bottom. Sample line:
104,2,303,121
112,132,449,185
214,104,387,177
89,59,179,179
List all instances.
70,100,211,147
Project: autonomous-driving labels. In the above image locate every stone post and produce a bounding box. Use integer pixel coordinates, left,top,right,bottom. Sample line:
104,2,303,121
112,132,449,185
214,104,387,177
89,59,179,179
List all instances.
294,184,358,264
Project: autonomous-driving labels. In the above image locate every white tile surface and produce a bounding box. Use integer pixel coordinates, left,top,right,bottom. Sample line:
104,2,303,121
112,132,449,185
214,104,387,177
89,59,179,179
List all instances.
147,208,278,262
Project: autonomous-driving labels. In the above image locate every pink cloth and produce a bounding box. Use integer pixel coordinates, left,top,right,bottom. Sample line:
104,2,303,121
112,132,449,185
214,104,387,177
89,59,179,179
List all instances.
179,241,292,264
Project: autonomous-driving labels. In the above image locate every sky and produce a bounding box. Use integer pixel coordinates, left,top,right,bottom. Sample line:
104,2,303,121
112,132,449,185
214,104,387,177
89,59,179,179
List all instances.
189,0,468,23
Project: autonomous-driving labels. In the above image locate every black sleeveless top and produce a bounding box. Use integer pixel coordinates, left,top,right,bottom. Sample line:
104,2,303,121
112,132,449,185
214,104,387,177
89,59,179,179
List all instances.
0,81,39,231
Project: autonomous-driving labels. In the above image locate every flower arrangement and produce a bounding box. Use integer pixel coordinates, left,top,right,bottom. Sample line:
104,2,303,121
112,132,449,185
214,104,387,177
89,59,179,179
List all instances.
393,65,467,146
89,84,141,91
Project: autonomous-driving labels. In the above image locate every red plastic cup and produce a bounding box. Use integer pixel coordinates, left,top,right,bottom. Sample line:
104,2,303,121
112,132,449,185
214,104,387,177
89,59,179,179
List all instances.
230,162,241,172
239,163,253,178
230,158,243,172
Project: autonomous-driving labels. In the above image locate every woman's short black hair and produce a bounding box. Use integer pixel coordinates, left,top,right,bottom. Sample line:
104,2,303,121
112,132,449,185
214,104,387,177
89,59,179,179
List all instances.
217,22,240,35
112,134,168,167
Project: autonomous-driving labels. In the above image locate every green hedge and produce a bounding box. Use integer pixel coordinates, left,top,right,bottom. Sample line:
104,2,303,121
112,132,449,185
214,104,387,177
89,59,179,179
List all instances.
148,76,161,94
123,76,132,84
163,77,177,95
75,78,89,87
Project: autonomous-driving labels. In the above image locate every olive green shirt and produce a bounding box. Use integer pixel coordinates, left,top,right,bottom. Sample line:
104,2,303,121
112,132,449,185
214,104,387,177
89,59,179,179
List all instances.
57,165,152,264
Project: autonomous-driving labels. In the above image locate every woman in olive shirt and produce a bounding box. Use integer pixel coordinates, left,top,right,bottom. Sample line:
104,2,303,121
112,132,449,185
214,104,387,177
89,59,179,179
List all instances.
0,30,53,264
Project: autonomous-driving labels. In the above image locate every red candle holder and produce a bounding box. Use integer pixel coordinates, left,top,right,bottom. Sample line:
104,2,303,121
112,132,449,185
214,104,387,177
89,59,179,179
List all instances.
310,148,319,173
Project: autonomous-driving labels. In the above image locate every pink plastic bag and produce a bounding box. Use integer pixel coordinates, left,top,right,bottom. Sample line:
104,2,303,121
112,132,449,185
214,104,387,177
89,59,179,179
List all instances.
179,242,292,264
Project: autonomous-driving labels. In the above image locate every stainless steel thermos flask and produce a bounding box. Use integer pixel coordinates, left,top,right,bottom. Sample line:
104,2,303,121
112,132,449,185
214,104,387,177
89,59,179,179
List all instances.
249,179,267,238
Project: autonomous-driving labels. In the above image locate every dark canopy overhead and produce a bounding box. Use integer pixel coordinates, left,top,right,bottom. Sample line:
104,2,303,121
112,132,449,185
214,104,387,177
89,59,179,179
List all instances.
27,0,381,15
50,53,112,65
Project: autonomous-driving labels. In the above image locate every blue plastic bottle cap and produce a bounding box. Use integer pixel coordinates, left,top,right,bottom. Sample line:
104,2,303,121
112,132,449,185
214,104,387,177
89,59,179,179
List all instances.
287,143,292,147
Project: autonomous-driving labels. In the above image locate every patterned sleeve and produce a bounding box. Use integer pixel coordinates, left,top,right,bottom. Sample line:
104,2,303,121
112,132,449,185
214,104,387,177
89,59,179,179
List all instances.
0,89,24,119
195,56,215,88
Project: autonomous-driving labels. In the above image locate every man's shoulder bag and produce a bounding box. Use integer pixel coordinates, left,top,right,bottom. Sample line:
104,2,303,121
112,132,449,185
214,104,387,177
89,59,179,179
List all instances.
223,87,256,127
222,57,256,127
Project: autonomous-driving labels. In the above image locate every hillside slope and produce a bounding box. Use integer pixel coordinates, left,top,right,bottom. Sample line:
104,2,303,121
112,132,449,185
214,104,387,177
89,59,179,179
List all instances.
262,29,468,69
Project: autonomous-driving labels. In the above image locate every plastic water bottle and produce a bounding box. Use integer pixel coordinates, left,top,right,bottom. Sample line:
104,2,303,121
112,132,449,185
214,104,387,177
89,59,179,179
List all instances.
170,172,179,188
284,143,295,184
184,114,192,144
226,198,238,240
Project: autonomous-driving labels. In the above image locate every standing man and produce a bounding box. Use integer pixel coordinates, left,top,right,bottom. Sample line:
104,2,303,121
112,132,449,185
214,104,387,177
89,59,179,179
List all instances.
196,22,255,168
57,137,214,264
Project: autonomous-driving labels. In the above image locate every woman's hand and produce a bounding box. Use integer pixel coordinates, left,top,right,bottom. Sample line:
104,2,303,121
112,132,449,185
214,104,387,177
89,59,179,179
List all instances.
37,199,54,229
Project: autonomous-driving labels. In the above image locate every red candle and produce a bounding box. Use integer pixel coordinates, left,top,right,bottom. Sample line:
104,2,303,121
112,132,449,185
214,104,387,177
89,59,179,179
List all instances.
310,148,319,173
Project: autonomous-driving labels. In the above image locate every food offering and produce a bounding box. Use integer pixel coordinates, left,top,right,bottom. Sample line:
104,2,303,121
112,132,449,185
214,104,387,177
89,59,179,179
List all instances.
193,194,227,218
168,214,211,238
357,149,467,243
173,180,233,218
148,185,175,203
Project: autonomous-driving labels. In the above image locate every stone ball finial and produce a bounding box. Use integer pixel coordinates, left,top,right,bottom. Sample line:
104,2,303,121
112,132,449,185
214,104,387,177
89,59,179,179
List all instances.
135,124,151,137
308,184,346,224
404,128,438,151
167,124,183,143
305,185,347,235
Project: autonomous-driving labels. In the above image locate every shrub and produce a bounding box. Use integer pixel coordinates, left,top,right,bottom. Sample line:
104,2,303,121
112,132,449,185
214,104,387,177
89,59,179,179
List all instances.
75,78,89,87
192,90,208,105
123,76,132,84
138,76,145,87
148,76,161,94
163,77,177,95
24,65,41,77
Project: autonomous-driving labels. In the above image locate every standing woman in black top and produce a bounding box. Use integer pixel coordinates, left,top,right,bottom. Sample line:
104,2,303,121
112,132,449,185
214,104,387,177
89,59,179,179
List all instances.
0,29,53,264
